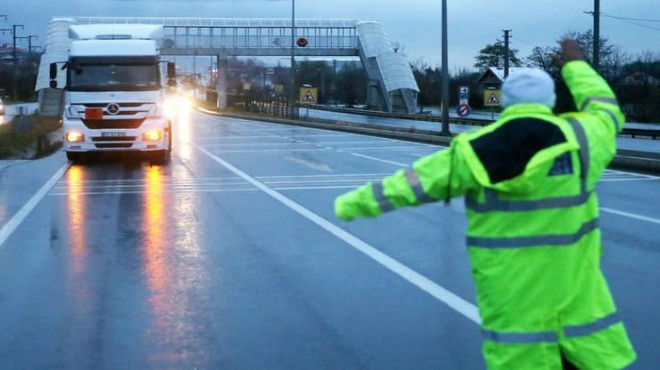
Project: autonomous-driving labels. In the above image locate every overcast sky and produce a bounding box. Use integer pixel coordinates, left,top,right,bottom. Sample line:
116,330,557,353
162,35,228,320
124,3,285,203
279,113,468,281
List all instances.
2,0,659,69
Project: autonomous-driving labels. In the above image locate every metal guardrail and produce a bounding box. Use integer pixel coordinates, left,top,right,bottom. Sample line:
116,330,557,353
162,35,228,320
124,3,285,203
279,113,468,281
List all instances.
620,127,659,140
310,104,660,139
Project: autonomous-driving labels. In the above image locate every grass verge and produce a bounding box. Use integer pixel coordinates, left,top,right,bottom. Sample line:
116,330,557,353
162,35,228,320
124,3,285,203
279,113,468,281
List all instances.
0,115,62,159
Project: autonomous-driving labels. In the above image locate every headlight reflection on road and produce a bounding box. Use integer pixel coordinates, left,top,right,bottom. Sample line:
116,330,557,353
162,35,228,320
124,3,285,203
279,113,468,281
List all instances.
66,165,87,277
176,111,193,159
144,165,167,305
143,164,210,361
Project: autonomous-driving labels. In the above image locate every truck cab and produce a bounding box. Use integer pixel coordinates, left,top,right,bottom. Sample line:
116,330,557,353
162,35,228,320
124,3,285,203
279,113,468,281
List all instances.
51,24,175,162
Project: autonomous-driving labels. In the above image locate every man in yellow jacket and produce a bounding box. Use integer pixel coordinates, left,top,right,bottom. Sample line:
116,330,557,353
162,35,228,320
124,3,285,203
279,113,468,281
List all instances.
334,39,636,369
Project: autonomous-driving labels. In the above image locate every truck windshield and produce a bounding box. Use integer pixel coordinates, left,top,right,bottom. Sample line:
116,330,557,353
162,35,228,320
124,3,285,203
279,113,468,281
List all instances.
67,63,160,91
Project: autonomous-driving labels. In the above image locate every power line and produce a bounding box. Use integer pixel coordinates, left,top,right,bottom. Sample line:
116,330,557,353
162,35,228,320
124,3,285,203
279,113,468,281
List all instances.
601,13,660,23
587,11,660,32
602,15,660,32
511,36,539,48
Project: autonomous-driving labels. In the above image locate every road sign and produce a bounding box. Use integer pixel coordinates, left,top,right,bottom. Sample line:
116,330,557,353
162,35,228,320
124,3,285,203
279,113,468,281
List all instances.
456,104,471,117
459,85,469,100
299,87,317,104
484,90,501,107
296,37,308,47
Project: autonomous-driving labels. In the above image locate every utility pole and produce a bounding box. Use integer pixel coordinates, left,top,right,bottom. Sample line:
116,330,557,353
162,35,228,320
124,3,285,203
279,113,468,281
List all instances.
503,29,512,79
440,0,450,135
289,0,297,119
12,24,25,101
17,35,38,59
592,0,600,72
21,35,39,61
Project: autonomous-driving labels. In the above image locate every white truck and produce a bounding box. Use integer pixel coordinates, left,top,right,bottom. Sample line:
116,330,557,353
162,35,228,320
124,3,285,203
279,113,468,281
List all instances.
49,24,175,162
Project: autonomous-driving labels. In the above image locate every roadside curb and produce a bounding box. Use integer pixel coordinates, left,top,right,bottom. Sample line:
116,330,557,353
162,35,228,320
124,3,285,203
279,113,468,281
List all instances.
611,149,660,174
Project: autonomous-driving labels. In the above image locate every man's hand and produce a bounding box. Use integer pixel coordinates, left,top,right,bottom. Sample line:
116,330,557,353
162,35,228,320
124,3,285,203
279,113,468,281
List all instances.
557,39,584,66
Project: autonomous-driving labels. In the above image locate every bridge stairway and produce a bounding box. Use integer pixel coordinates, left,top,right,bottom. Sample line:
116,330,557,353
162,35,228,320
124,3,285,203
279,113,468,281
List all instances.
356,22,419,114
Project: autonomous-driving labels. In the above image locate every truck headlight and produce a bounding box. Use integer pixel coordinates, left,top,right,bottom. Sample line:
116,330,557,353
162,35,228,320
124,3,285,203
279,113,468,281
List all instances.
143,130,161,141
66,131,85,142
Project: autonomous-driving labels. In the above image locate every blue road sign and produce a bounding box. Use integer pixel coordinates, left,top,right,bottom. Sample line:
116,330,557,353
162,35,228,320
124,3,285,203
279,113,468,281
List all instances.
456,104,471,117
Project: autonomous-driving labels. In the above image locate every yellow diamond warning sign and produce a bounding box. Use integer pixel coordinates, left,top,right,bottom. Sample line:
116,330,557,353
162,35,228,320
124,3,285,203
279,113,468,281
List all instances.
299,87,317,104
484,90,501,107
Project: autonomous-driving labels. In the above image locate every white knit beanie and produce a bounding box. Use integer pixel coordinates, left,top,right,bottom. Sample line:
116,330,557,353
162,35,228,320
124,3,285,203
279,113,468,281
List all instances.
501,68,556,108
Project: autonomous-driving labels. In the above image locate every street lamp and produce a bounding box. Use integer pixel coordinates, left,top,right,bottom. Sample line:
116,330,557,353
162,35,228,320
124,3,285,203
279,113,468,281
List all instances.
289,0,297,118
440,0,450,135
593,0,600,72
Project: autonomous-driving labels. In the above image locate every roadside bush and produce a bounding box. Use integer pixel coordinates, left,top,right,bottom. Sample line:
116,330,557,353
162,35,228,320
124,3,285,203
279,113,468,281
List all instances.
0,116,61,159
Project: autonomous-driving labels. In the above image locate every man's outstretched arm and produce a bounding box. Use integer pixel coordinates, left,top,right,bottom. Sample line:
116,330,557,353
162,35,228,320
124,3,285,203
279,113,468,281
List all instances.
335,143,479,221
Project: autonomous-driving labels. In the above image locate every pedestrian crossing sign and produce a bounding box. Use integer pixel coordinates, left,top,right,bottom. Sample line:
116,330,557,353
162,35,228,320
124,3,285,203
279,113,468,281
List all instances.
484,90,501,107
299,87,317,104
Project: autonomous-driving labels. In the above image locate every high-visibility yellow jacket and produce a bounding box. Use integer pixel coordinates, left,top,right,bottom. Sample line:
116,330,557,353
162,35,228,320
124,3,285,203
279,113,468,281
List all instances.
335,60,636,369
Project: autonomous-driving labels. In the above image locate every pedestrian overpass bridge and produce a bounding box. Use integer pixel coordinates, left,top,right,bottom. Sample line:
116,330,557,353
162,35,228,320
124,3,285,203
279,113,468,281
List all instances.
36,17,419,115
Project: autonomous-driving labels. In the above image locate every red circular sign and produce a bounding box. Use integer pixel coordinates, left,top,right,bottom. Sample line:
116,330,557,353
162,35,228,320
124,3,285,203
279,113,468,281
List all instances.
456,104,471,117
296,37,308,47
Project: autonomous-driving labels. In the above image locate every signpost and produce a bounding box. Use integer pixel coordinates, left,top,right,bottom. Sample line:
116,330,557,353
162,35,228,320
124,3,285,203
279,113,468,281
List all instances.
458,85,470,117
483,88,501,119
299,86,317,118
456,104,471,117
299,87,317,104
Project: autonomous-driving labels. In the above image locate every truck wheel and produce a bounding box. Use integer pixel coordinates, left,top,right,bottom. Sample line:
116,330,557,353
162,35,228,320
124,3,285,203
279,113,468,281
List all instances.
162,130,172,161
153,143,171,163
66,152,85,162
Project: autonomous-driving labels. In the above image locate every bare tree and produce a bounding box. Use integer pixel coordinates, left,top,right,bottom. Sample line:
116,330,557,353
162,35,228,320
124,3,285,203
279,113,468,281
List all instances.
474,40,523,71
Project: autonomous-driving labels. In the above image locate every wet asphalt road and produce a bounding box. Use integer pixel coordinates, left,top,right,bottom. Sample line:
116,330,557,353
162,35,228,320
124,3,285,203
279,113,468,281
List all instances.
0,110,658,369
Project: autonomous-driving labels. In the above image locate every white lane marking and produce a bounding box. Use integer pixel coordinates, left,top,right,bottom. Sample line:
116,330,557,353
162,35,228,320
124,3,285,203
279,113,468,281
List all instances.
274,186,367,191
605,169,660,179
195,142,324,147
0,163,70,247
341,146,437,151
600,207,660,225
199,148,331,153
599,178,659,182
193,143,481,325
256,173,391,179
350,153,409,167
50,188,258,196
284,156,332,172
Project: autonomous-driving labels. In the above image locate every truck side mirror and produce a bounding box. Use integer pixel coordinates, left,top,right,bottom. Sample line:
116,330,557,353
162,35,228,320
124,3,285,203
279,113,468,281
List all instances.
49,63,58,88
167,62,176,79
166,62,176,88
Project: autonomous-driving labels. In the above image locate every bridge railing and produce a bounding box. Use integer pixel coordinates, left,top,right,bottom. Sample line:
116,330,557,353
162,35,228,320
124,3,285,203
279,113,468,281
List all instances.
164,26,358,50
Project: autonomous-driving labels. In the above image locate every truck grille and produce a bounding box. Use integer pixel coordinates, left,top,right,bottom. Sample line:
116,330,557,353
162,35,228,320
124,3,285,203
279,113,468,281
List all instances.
75,102,153,129
82,118,145,129
94,143,134,149
91,136,137,142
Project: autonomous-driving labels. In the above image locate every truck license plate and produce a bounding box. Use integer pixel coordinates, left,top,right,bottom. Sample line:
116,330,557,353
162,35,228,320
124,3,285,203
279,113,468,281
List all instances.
102,132,127,137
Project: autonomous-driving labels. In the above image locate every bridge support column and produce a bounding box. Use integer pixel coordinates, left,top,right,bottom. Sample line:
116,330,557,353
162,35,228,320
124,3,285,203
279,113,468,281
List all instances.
367,79,384,111
216,56,228,110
